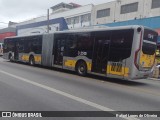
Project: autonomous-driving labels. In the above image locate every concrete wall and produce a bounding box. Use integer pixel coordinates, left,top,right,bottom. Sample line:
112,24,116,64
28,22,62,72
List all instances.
115,0,144,21
144,0,160,18
92,0,160,25
91,1,116,25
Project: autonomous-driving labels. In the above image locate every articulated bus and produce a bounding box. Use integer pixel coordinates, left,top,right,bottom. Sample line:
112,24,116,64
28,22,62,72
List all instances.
3,25,158,80
0,43,3,56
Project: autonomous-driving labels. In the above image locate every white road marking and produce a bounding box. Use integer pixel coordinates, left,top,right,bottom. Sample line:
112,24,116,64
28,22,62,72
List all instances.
0,70,139,120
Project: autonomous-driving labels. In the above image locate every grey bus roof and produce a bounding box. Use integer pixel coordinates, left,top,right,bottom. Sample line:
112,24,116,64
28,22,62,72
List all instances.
55,25,144,33
5,25,150,39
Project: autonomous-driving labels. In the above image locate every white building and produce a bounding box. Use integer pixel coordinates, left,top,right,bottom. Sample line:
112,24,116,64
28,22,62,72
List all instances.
10,3,93,36
8,0,160,36
49,3,93,29
92,0,160,25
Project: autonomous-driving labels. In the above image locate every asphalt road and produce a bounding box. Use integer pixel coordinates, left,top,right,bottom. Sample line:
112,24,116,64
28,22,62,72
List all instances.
0,57,160,120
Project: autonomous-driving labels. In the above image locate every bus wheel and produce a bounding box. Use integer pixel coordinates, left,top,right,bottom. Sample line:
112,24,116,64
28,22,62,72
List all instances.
29,56,35,66
76,61,87,76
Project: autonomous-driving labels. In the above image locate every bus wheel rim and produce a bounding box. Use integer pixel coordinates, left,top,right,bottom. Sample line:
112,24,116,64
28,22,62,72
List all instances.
30,58,34,65
31,60,33,65
79,65,85,74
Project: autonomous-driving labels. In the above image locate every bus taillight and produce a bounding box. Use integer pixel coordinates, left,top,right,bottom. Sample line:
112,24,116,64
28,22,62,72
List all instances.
134,31,143,70
134,50,139,70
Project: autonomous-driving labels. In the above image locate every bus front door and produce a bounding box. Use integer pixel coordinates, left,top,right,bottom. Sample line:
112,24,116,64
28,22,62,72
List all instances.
92,39,110,74
54,39,65,66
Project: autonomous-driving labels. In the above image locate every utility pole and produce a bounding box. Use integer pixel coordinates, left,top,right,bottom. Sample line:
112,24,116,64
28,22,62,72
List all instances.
47,9,50,33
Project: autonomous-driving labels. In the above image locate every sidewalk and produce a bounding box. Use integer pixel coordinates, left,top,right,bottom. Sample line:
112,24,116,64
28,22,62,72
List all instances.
148,77,160,80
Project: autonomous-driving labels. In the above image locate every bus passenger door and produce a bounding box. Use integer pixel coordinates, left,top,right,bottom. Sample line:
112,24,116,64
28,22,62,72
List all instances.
92,38,110,74
54,39,65,66
42,34,53,67
14,41,19,60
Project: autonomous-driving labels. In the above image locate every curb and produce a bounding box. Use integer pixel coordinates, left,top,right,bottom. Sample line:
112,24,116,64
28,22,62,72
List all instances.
148,78,160,80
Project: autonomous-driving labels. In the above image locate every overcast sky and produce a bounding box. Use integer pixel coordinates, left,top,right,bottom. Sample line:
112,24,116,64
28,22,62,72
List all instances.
0,0,114,28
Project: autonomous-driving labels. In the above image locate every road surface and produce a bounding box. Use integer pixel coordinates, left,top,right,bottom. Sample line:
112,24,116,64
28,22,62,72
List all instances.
0,57,160,120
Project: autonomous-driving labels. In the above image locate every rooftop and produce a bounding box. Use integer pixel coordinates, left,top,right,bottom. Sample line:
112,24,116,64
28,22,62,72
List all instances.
50,2,81,12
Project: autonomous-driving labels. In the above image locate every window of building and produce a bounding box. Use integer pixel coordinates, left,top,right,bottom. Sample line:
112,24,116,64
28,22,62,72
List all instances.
71,16,79,24
121,2,138,14
66,16,80,25
152,0,160,9
81,14,91,22
66,18,71,25
97,8,110,18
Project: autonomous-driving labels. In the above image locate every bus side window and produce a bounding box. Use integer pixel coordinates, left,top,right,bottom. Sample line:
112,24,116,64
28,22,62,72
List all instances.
7,39,14,52
77,33,91,50
65,34,77,57
18,39,24,53
110,29,134,62
32,37,42,54
67,34,76,49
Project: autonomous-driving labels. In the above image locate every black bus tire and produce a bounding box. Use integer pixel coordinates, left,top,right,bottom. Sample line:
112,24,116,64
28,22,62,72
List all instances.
29,56,35,66
76,61,87,76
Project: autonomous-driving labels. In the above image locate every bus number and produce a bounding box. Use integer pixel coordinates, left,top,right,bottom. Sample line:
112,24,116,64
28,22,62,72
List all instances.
78,51,87,56
148,34,154,39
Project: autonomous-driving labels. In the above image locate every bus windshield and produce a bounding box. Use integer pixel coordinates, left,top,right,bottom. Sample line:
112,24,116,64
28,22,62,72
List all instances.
142,29,158,55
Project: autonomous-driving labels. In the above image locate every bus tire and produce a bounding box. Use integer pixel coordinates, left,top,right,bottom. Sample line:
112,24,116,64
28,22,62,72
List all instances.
29,56,35,66
76,61,87,76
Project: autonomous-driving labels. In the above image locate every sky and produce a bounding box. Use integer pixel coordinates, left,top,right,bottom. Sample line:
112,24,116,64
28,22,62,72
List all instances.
0,0,114,28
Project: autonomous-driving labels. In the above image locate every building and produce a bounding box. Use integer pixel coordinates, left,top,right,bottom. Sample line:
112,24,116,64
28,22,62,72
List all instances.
92,0,160,25
92,0,160,44
16,17,68,36
4,0,160,44
49,3,92,29
50,2,81,14
0,27,16,43
9,3,93,36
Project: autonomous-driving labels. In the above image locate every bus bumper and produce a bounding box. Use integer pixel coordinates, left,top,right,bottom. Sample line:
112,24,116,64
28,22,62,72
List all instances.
131,70,151,80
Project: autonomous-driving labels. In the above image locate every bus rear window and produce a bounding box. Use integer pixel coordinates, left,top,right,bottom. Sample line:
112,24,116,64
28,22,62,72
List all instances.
142,42,156,55
143,29,158,42
142,29,158,55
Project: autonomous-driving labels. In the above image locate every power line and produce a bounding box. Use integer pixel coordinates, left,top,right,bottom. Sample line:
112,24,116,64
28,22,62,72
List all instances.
0,22,8,24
